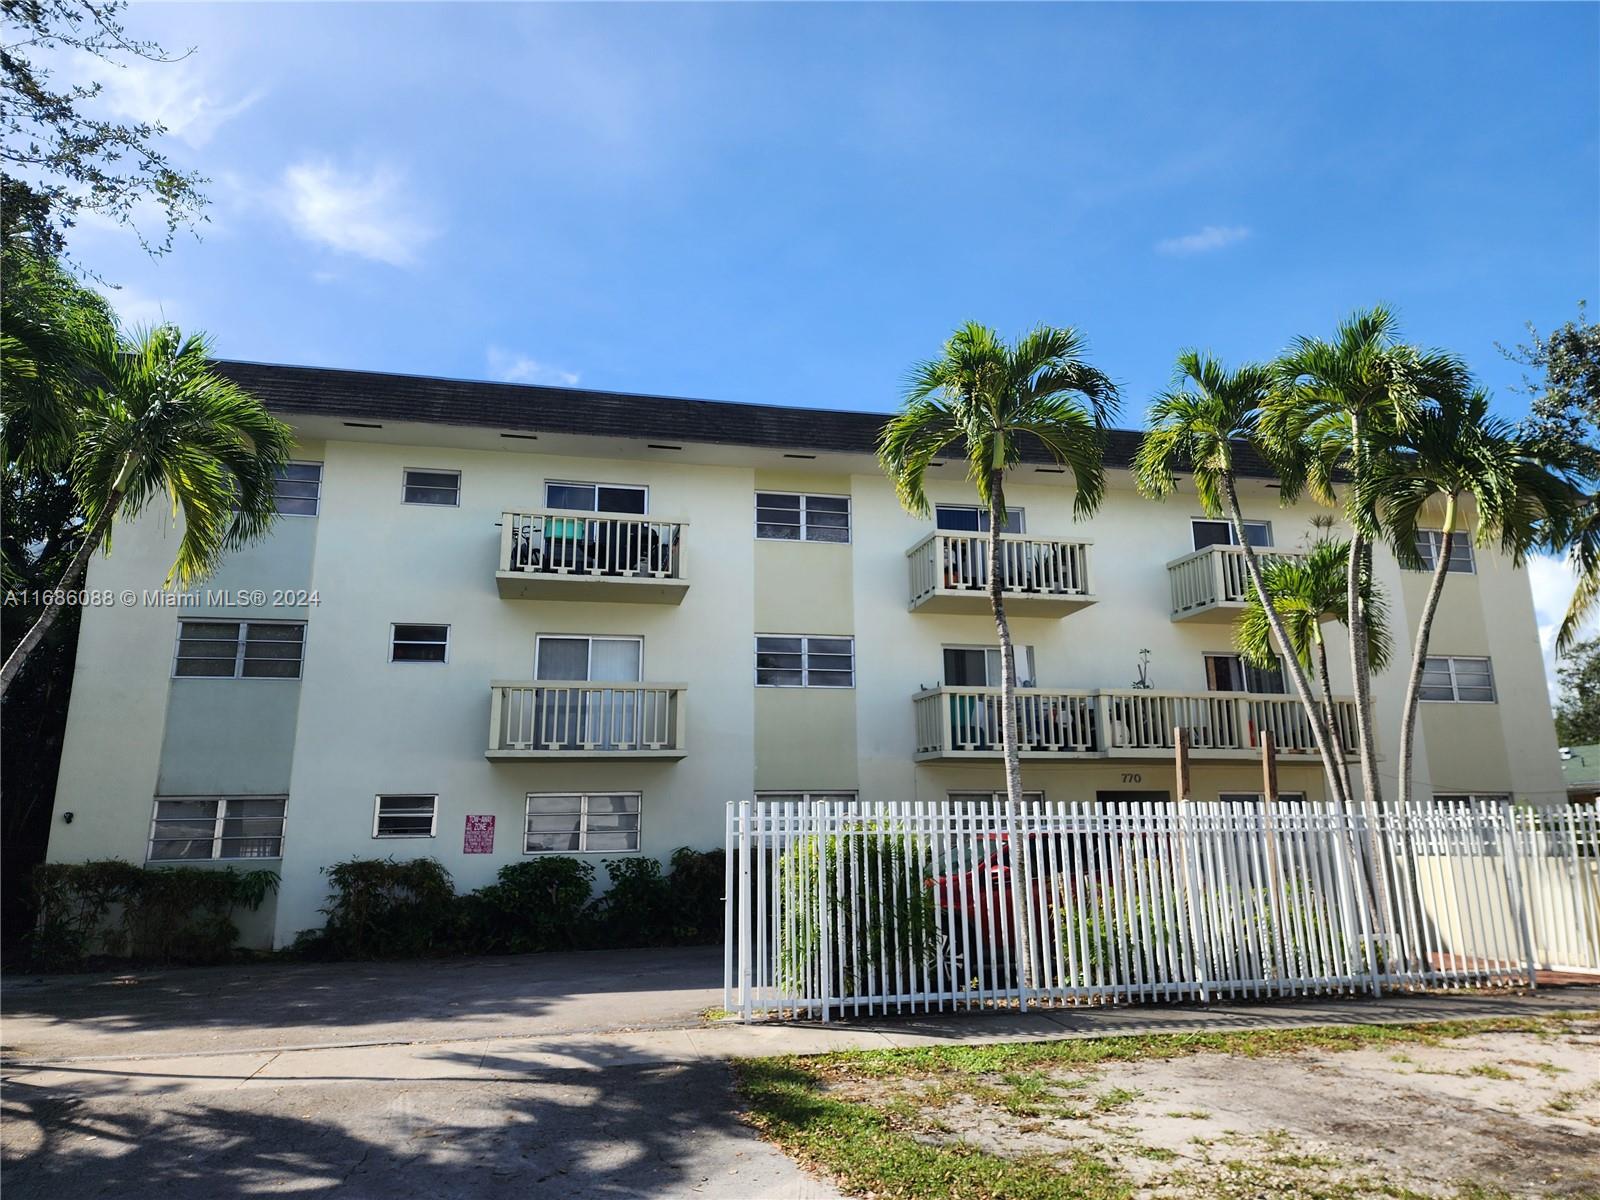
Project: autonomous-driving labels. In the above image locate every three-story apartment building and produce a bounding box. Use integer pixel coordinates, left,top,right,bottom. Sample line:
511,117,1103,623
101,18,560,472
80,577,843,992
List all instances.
45,362,1565,947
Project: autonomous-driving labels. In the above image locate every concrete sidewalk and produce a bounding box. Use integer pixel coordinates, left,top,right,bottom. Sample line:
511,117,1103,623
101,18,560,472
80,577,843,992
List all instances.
9,985,1598,1097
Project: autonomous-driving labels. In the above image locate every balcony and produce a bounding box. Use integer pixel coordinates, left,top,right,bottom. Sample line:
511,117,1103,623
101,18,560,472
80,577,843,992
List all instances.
497,510,689,603
913,686,1358,762
907,531,1094,616
488,682,687,759
1167,545,1305,622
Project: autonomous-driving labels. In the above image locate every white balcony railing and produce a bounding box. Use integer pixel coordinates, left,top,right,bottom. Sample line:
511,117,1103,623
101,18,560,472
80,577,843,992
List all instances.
913,686,1358,760
907,531,1093,614
1167,545,1306,620
497,510,688,603
489,681,687,757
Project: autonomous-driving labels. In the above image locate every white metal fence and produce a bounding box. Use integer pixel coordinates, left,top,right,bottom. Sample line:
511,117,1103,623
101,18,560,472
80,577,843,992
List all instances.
723,797,1600,1021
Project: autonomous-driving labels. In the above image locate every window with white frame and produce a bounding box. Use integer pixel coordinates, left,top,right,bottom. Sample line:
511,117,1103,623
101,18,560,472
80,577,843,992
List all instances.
273,463,323,516
942,645,1037,687
1410,530,1475,574
174,620,305,678
373,795,438,838
1420,656,1496,702
544,480,647,514
1431,792,1512,805
391,623,449,663
1218,791,1308,805
756,790,859,805
403,468,461,506
936,504,1024,533
755,635,854,687
525,793,640,853
1204,652,1286,695
149,796,286,861
754,492,851,542
1191,518,1271,550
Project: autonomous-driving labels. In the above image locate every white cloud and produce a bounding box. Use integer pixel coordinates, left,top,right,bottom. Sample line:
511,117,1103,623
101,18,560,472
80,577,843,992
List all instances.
487,347,580,388
75,51,261,148
1528,552,1594,701
96,283,179,329
1155,225,1252,256
277,160,435,267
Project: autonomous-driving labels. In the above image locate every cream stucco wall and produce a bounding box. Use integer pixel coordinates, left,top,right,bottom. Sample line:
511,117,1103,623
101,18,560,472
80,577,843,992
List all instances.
47,425,1567,949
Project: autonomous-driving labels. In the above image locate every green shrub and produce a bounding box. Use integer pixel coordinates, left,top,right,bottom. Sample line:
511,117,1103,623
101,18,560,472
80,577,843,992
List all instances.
26,860,278,969
312,857,457,959
666,847,724,944
587,857,674,947
777,822,937,997
465,856,595,954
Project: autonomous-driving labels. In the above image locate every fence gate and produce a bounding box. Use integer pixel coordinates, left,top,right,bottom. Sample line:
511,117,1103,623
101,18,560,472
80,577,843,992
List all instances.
723,798,1600,1022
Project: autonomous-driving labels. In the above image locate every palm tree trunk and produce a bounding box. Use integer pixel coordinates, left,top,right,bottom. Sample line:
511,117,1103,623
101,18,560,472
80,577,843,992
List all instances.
1397,495,1456,809
1,504,114,697
1311,629,1352,812
1343,411,1390,942
1223,476,1352,814
987,472,1034,997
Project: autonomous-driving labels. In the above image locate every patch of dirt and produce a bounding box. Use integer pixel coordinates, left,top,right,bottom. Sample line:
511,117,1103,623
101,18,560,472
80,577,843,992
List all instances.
828,1027,1600,1198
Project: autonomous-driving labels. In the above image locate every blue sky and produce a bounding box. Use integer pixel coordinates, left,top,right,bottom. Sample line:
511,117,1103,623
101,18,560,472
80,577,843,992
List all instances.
72,2,1597,426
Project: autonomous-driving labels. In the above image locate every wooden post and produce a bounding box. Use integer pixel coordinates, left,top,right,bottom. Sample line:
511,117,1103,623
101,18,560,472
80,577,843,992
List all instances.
1175,725,1191,803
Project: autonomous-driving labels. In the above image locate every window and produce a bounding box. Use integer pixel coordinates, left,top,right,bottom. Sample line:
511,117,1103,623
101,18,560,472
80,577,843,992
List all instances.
1411,530,1475,574
273,463,323,516
1192,519,1271,550
149,796,286,861
943,645,1037,687
535,635,642,682
937,504,1024,533
1218,792,1308,805
755,635,854,687
391,624,449,663
1420,656,1496,703
373,795,438,838
403,468,460,506
174,621,305,678
545,480,647,514
757,791,859,805
1204,652,1285,695
1432,793,1511,805
525,793,640,853
755,492,851,542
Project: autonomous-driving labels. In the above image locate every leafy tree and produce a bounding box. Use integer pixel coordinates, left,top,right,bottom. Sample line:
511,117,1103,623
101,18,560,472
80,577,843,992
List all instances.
879,322,1117,990
1503,305,1600,656
0,325,295,695
2,0,207,255
1234,537,1391,753
1267,306,1471,818
1553,638,1600,746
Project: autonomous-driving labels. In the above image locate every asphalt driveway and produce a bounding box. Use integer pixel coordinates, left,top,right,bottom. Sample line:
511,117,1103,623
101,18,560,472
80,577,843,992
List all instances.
1,945,724,1060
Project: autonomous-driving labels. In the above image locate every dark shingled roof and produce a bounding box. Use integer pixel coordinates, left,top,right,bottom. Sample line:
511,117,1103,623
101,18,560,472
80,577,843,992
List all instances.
213,359,1277,478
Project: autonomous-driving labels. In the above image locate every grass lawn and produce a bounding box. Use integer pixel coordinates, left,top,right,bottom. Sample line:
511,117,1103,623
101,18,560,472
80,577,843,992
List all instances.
736,1012,1600,1200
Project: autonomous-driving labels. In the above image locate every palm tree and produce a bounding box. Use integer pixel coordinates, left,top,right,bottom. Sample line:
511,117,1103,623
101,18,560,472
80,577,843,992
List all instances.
1267,307,1471,818
1555,499,1600,655
878,322,1117,990
1235,537,1392,755
1359,388,1573,806
1134,351,1355,815
1,325,294,696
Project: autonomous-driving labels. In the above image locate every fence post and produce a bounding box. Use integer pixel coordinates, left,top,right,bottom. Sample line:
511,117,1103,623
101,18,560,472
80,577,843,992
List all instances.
1175,727,1212,1003
724,802,735,1014
1260,731,1289,984
817,799,832,1023
738,798,753,1022
1495,799,1539,990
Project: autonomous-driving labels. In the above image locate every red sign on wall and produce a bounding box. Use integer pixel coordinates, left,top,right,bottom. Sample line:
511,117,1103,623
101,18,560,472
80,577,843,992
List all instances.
463,814,495,854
